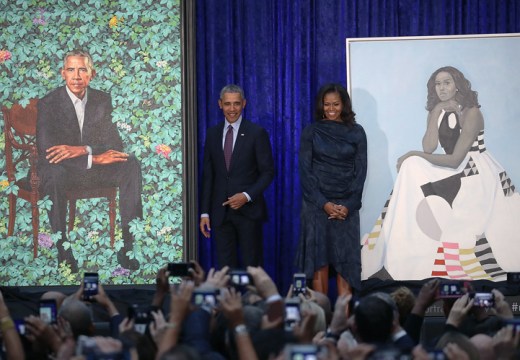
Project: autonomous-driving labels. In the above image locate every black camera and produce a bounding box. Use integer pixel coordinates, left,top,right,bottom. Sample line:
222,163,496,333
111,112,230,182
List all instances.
167,262,195,277
127,304,152,323
507,272,520,285
127,304,152,334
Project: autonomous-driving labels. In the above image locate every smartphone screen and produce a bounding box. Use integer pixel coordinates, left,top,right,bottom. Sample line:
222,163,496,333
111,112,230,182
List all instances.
229,270,252,287
472,292,494,308
284,300,301,331
505,319,520,335
83,272,99,301
14,319,26,335
285,344,323,360
507,272,520,284
167,262,194,277
293,273,307,296
39,299,57,324
437,282,463,298
127,304,152,334
192,289,219,307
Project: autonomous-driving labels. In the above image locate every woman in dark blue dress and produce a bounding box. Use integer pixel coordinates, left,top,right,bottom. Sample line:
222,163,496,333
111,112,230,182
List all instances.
295,83,367,296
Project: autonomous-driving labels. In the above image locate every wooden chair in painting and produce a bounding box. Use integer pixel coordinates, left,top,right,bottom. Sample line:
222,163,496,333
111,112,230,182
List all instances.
2,98,117,258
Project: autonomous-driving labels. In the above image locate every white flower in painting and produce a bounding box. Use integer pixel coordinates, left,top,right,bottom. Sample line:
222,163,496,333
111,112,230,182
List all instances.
156,60,167,68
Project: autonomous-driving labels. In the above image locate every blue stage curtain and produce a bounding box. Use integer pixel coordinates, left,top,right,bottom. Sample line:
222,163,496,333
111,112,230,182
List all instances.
195,0,520,292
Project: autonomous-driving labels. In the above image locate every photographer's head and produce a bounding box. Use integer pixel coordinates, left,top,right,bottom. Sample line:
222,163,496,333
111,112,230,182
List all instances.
40,291,67,310
354,296,394,344
58,298,94,339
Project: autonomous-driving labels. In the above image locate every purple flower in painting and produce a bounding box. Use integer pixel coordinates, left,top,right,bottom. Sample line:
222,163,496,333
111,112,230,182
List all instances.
38,233,53,249
33,8,47,25
112,267,130,276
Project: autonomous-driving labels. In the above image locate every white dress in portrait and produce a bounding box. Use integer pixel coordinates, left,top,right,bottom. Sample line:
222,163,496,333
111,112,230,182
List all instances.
361,110,520,281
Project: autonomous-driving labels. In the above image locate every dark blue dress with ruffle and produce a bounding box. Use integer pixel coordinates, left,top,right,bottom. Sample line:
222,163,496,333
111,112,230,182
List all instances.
295,119,367,290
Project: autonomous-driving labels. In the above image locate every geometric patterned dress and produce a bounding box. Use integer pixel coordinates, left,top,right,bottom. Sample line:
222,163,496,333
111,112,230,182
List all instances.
361,111,520,281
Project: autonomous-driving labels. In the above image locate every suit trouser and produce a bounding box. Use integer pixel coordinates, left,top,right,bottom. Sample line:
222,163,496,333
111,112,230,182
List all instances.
213,210,263,269
38,155,143,242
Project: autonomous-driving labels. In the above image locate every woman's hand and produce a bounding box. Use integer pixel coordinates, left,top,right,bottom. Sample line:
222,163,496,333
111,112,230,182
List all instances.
323,202,348,220
432,99,462,115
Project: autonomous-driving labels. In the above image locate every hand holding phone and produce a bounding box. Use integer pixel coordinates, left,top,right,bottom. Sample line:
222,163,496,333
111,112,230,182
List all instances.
471,292,495,308
83,272,99,301
437,282,464,299
167,262,195,277
292,273,307,296
229,269,253,287
284,299,301,332
191,288,219,308
39,299,57,324
14,319,26,335
127,304,152,334
284,344,326,360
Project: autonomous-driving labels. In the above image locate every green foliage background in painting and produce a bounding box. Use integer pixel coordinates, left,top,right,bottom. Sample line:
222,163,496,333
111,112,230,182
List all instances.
0,0,184,286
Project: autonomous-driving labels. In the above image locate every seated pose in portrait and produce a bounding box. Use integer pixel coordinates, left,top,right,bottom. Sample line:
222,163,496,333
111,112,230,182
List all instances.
362,66,520,281
37,49,143,271
295,83,367,296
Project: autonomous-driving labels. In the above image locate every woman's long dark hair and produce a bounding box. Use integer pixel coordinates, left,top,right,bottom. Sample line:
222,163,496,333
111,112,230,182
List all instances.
315,83,356,126
426,66,480,111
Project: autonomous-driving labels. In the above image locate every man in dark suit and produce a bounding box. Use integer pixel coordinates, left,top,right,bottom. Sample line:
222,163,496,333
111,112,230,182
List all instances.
36,49,142,271
200,84,274,269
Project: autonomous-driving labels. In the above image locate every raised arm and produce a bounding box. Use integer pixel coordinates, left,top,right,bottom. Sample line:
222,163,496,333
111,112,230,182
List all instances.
0,290,24,360
422,105,442,153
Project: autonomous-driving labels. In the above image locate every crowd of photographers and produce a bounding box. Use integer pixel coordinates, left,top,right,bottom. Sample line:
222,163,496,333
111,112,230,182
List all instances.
0,262,519,359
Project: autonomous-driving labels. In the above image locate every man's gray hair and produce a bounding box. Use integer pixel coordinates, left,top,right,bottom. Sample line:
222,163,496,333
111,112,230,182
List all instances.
220,84,245,100
63,49,94,74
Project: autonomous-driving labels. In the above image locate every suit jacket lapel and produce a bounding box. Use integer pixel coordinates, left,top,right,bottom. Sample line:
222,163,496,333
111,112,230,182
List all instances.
214,122,227,170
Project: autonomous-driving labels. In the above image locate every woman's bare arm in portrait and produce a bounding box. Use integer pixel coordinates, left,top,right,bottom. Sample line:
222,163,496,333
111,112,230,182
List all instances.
399,107,483,171
422,104,443,154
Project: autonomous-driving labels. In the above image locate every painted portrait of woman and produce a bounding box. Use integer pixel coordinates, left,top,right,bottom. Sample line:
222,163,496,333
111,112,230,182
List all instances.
362,66,520,281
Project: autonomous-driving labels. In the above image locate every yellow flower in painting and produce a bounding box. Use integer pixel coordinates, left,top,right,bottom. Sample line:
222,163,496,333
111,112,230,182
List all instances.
0,180,9,190
109,15,123,29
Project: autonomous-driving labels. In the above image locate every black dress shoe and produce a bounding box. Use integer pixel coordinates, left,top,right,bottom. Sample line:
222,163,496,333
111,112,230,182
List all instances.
117,251,140,270
58,246,78,272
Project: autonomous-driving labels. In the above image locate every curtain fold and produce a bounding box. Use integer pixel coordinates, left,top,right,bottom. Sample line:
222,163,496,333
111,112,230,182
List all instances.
195,0,519,292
